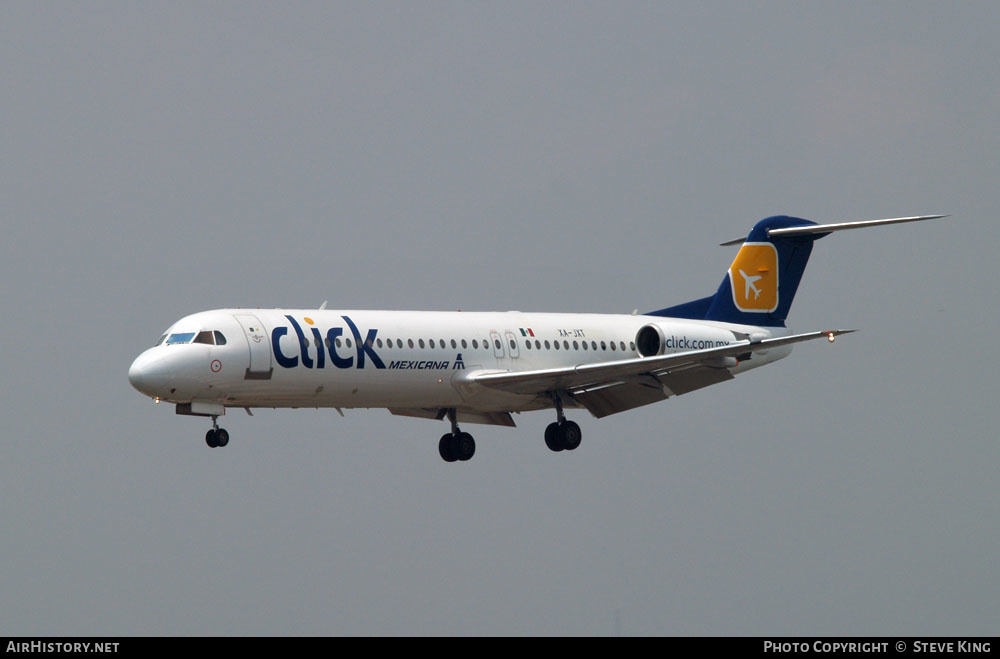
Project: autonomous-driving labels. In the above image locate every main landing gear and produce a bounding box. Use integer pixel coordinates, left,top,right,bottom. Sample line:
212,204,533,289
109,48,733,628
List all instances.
544,420,581,452
439,409,476,463
544,394,582,452
205,416,229,448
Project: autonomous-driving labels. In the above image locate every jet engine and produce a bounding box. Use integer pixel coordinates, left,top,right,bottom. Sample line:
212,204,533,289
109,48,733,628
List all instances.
634,322,739,359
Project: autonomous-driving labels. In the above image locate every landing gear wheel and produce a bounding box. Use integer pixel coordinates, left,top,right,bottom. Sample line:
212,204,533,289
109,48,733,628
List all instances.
561,421,582,451
215,428,229,447
454,432,476,461
544,422,565,452
205,429,218,448
439,433,458,462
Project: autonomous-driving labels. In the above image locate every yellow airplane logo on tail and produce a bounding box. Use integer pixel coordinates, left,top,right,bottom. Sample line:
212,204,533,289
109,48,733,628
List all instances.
728,242,779,312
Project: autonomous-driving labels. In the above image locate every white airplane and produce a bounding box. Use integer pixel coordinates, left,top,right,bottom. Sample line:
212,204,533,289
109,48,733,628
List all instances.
129,214,945,461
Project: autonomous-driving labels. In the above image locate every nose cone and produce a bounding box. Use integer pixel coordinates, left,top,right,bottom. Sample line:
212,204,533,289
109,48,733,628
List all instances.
128,350,171,397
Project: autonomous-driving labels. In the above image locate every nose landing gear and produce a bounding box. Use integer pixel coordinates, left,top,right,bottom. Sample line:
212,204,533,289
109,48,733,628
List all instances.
205,416,229,448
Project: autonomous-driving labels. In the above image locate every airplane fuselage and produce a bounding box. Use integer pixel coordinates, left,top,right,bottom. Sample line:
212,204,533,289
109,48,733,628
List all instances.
128,308,791,414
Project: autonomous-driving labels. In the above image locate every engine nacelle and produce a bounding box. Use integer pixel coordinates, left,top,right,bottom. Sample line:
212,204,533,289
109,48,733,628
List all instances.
634,323,738,358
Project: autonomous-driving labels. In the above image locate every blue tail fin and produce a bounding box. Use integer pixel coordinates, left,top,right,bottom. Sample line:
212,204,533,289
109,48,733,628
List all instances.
650,216,824,327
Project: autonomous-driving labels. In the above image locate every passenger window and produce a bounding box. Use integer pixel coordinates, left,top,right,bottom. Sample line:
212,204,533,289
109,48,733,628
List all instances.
346,339,353,348
572,340,579,350
591,341,597,351
335,338,342,348
408,339,414,348
429,339,435,349
544,340,550,349
535,340,541,349
610,342,616,351
419,339,425,348
495,339,502,350
461,339,468,349
601,341,607,351
325,338,331,348
509,339,516,349
451,339,457,349
630,342,636,352
554,341,560,350
582,341,588,350
563,340,569,350
620,341,626,351
525,341,531,350
214,331,227,346
377,338,383,348
472,339,478,349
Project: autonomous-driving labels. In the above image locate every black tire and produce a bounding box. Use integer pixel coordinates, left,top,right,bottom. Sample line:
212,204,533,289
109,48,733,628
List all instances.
455,432,476,461
544,422,565,452
562,421,582,451
215,428,230,447
205,429,218,448
439,433,458,462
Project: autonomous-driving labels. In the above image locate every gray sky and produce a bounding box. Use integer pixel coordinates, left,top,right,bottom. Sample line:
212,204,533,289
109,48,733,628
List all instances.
2,2,997,635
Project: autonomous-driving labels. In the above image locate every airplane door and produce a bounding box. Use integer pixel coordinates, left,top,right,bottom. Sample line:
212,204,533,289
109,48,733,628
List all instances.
489,330,505,360
504,330,520,359
233,313,273,380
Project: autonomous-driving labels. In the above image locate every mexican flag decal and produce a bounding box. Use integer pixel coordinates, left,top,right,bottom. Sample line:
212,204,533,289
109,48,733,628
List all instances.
519,328,535,337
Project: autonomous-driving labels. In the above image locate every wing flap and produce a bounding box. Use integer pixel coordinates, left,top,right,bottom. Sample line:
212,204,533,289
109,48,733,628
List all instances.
388,407,517,427
572,377,668,418
657,364,734,396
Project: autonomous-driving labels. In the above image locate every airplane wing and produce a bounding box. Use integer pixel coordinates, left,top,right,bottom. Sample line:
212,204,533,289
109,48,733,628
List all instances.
463,330,854,415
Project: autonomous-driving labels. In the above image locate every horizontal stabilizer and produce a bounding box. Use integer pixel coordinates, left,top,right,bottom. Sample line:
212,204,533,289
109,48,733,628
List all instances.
720,214,948,246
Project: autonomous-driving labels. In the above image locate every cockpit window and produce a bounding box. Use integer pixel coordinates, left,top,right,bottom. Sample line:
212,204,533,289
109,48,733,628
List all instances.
214,331,227,345
166,332,196,345
193,331,215,345
154,334,167,347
